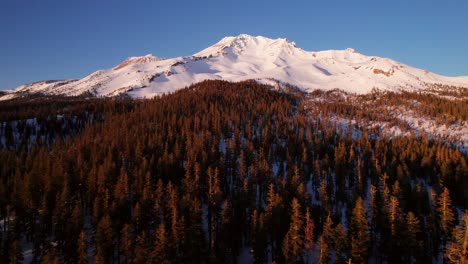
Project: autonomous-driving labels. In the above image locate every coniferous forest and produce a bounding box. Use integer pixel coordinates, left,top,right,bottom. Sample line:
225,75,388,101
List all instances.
0,80,467,263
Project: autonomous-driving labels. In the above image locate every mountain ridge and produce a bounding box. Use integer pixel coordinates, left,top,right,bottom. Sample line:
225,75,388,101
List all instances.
2,34,468,100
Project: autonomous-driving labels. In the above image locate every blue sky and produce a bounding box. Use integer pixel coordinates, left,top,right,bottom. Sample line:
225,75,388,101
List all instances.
1,0,467,90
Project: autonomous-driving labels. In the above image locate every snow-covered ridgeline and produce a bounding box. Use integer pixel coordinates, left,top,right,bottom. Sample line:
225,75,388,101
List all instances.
2,34,468,100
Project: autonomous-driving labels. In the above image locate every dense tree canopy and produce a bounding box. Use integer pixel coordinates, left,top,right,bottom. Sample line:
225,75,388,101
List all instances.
0,80,466,263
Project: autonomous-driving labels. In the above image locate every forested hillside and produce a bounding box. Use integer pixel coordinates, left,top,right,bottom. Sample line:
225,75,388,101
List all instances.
0,80,467,263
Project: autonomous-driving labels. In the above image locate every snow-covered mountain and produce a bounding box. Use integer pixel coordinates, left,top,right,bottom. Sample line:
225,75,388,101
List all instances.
2,34,468,100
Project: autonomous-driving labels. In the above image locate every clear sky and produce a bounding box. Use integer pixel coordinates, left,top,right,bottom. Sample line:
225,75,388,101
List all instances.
1,0,467,90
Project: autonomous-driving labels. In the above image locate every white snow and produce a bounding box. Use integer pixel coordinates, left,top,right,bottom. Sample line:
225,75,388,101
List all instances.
318,100,468,151
2,34,468,100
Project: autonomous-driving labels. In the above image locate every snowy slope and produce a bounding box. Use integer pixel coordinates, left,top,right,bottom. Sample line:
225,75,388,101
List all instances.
2,34,468,100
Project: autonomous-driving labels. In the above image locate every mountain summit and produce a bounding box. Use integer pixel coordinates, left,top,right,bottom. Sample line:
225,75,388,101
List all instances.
193,34,299,58
2,34,468,100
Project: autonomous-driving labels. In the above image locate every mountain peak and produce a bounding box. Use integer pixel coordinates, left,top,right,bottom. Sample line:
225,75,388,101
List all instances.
224,34,296,45
3,34,468,101
193,34,299,58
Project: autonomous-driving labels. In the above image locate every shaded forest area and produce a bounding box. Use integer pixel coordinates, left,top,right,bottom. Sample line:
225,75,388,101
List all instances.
0,80,467,263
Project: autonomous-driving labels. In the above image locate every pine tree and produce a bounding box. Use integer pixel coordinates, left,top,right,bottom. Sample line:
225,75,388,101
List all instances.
319,178,330,212
119,224,133,263
405,211,421,262
207,167,222,252
323,214,334,241
134,233,149,264
335,223,349,263
78,230,88,264
389,195,400,237
163,181,182,256
219,200,235,262
154,178,164,225
446,210,468,263
304,207,314,264
369,183,380,250
282,198,303,263
151,223,170,264
180,193,206,263
114,167,129,201
350,197,370,264
317,234,330,264
95,214,113,264
438,187,455,237
265,182,283,261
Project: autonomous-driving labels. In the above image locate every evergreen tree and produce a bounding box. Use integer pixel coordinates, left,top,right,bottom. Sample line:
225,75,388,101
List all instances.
405,211,421,262
78,230,88,264
438,187,455,237
151,223,170,264
446,210,468,263
389,195,400,236
219,200,236,263
134,233,149,264
282,198,303,263
265,182,283,261
335,223,349,263
207,167,222,252
350,197,370,264
304,207,314,264
317,234,330,264
119,224,133,263
95,214,113,264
